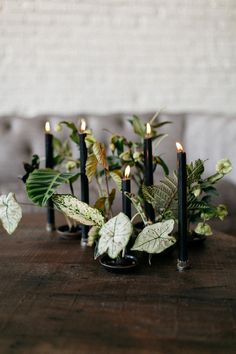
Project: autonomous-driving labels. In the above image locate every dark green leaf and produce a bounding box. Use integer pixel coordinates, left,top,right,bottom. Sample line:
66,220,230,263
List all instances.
26,169,76,206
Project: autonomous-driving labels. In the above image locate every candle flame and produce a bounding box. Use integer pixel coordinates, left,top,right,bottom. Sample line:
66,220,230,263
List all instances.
45,121,51,133
124,165,131,178
146,123,151,136
80,119,86,132
176,142,184,152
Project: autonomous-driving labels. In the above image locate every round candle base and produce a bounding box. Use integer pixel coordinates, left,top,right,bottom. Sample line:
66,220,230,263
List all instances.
46,223,56,232
81,238,88,247
177,259,191,272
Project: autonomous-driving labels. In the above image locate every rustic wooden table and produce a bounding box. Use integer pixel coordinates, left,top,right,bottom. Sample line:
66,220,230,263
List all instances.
0,214,235,354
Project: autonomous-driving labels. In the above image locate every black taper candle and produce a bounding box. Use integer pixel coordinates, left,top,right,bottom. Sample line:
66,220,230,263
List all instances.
176,142,190,271
45,122,55,231
144,123,155,222
122,165,131,219
79,119,89,244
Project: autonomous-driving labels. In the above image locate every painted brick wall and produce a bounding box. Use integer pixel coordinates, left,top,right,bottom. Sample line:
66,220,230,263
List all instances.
0,0,235,116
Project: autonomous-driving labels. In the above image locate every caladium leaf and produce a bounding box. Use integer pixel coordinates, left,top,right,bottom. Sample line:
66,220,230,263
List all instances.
0,193,22,234
131,219,176,254
96,212,133,259
52,194,105,227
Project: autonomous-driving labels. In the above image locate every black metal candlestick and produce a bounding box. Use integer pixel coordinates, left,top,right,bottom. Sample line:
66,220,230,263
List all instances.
79,121,89,244
122,166,131,219
45,122,55,232
144,124,155,222
176,143,190,271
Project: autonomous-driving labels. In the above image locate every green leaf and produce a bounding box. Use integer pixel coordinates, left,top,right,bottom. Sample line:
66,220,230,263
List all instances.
0,193,22,234
128,115,145,138
86,154,98,182
94,196,107,212
93,142,108,170
110,170,122,191
96,212,133,259
59,121,80,145
26,169,75,206
53,194,105,227
22,154,40,183
142,175,178,219
154,156,169,176
152,133,168,150
187,159,205,186
125,193,148,226
149,111,160,125
131,219,175,254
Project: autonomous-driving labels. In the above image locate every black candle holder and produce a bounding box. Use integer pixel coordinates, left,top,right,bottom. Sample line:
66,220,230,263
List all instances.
45,125,55,231
79,128,89,245
177,259,191,272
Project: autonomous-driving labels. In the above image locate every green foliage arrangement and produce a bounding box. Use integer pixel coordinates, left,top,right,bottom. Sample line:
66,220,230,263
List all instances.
54,113,170,222
142,158,232,236
0,114,232,267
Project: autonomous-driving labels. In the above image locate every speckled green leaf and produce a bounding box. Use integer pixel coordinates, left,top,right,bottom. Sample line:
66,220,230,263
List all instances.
96,212,133,259
132,219,175,254
52,194,104,227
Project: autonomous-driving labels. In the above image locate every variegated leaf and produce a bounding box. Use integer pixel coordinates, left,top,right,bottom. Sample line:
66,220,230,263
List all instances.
0,193,22,234
52,194,105,226
93,142,108,170
110,170,122,191
132,219,175,254
96,212,133,259
86,153,98,182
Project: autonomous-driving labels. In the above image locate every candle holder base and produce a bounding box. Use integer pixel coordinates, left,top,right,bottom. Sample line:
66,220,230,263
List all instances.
177,259,191,272
57,225,81,240
46,223,56,232
81,238,88,247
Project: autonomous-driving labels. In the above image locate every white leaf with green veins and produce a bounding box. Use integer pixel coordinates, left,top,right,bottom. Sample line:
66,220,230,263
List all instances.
0,193,22,234
53,194,104,227
97,212,133,259
132,219,175,254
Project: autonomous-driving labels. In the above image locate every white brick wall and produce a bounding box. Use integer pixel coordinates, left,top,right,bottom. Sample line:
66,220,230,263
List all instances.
0,0,236,116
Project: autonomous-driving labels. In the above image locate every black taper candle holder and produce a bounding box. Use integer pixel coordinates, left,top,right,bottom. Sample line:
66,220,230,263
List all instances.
45,130,55,231
144,137,155,222
79,132,89,244
177,150,190,271
122,178,131,219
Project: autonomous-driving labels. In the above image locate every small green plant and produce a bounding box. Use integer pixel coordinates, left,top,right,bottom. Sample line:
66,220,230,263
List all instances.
142,158,232,236
108,113,171,190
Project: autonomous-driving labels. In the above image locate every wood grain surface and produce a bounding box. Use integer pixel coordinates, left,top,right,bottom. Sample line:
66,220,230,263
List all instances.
0,214,235,354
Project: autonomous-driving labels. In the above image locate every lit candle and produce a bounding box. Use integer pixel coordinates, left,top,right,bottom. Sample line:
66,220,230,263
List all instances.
122,165,131,219
45,121,55,231
144,123,155,221
176,142,190,271
79,119,89,243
